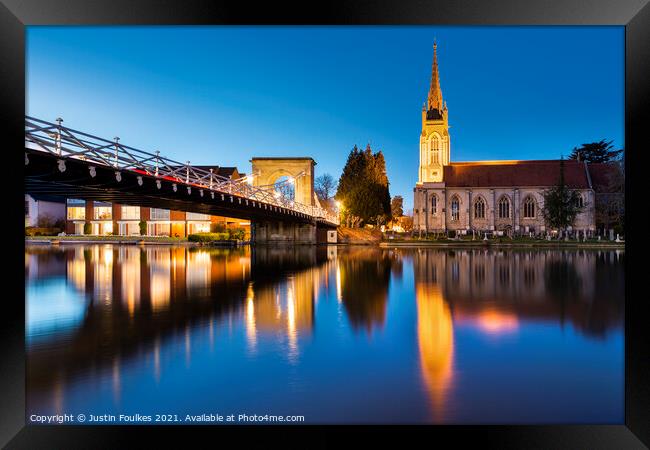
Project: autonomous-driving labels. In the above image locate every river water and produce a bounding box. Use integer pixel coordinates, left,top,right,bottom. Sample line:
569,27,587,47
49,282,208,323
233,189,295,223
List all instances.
25,244,624,424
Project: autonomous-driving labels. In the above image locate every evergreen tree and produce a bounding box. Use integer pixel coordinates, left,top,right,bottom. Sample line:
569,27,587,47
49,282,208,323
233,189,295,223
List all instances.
391,196,404,218
542,157,585,232
335,144,392,227
569,139,622,163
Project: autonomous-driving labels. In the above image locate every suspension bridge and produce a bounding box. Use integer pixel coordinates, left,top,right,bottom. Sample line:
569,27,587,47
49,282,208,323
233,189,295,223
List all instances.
24,116,339,243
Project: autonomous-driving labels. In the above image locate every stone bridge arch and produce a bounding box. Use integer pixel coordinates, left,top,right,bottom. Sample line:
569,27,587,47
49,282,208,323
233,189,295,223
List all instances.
250,157,316,206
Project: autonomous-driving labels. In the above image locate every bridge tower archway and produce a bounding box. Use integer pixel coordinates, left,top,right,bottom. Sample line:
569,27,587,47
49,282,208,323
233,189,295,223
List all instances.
250,157,316,207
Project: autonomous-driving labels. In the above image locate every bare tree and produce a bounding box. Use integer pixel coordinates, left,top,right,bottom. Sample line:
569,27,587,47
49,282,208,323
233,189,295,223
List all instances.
315,173,337,202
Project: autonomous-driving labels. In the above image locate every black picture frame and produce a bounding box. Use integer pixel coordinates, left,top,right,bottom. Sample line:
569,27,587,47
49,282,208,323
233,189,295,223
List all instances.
2,0,648,448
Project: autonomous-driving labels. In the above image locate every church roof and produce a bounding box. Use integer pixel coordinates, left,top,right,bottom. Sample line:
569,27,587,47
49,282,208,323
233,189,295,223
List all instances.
585,161,623,192
443,159,593,188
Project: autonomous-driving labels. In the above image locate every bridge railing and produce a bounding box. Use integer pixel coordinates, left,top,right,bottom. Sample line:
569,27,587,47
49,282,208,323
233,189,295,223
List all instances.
25,116,339,225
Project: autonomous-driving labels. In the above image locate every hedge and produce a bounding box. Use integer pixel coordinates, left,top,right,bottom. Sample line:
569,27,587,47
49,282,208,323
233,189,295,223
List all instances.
187,232,230,242
25,227,63,236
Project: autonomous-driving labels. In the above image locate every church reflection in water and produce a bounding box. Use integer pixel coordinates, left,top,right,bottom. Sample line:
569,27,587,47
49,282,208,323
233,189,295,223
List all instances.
411,248,623,419
25,244,623,422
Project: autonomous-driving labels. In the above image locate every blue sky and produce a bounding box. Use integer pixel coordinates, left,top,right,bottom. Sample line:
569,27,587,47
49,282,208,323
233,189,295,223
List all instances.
26,26,623,211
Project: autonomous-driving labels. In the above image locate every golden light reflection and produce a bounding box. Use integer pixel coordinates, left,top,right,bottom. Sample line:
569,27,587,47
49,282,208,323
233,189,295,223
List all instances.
245,283,257,352
286,283,298,362
416,283,454,419
187,250,210,290
121,248,140,316
150,249,171,312
475,309,519,335
94,246,113,305
102,245,113,266
67,250,86,292
336,264,342,303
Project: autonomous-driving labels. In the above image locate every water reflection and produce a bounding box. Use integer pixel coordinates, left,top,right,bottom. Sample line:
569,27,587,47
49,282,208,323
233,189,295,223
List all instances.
415,281,454,419
26,245,624,423
337,247,394,334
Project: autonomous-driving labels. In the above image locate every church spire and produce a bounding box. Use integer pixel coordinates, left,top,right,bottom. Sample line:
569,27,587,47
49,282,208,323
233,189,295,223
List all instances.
427,40,443,113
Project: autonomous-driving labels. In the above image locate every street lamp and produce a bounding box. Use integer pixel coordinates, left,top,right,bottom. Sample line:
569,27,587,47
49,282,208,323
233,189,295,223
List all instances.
335,201,343,225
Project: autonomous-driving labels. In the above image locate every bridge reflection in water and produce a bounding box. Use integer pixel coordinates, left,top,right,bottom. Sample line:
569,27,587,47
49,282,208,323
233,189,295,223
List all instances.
25,245,624,423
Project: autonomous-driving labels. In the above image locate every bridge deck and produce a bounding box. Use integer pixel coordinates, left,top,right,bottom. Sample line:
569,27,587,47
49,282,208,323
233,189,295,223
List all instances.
25,149,334,226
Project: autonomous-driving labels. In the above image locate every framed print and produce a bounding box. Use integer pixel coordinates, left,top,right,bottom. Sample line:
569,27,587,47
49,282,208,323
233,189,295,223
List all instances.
1,0,648,448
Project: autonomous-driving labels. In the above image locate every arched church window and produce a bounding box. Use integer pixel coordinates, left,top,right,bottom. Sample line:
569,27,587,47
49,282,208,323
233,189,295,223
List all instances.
523,196,536,218
474,197,486,219
430,135,440,164
498,196,511,219
450,196,460,221
430,194,437,215
575,193,584,208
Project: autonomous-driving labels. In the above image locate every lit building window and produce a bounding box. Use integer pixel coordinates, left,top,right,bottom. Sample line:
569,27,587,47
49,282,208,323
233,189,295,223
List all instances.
118,222,140,235
523,196,536,218
498,196,510,219
450,196,460,221
150,208,170,220
68,207,86,220
121,206,140,220
186,212,210,220
474,197,486,219
147,222,171,236
430,195,437,215
94,202,112,220
188,222,211,234
67,199,86,220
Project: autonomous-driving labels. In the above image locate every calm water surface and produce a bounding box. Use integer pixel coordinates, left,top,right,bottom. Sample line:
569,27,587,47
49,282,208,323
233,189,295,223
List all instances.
25,244,624,424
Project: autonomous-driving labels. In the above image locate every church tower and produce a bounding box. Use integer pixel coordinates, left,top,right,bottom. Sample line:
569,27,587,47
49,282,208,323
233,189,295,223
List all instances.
418,41,450,184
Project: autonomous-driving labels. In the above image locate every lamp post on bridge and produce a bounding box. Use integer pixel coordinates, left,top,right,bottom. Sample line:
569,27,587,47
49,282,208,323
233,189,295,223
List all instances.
113,136,120,168
55,117,63,156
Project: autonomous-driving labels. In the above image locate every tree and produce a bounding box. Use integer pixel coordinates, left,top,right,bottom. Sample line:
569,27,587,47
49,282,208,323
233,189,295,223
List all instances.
315,174,337,202
391,196,404,218
335,144,392,227
542,158,585,232
400,215,413,232
595,158,625,235
569,139,622,163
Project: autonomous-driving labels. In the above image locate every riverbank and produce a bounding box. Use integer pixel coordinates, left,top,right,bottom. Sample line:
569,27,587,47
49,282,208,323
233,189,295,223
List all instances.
379,238,625,249
337,227,383,245
25,236,246,246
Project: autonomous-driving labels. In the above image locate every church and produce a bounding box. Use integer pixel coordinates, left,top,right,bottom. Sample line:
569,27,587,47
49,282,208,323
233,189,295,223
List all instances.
413,42,598,237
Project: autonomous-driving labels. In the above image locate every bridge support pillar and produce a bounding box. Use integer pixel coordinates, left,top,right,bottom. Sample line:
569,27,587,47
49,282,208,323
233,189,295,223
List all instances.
252,220,317,244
